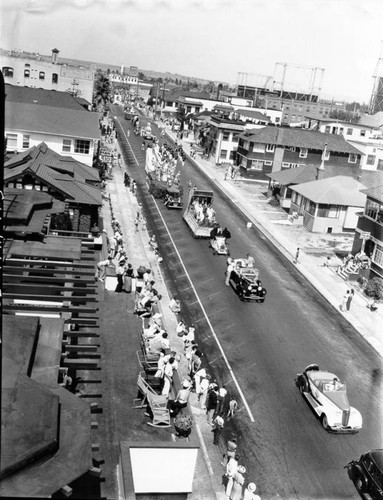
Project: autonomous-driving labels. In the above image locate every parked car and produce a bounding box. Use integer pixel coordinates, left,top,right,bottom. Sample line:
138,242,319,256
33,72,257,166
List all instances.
345,449,383,499
229,258,266,302
295,364,362,433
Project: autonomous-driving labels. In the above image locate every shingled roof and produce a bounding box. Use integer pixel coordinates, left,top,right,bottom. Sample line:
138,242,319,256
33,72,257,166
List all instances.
292,176,367,205
239,126,360,154
4,143,102,206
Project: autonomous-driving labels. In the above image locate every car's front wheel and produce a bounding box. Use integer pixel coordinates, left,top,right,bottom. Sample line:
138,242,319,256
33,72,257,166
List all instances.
321,414,330,431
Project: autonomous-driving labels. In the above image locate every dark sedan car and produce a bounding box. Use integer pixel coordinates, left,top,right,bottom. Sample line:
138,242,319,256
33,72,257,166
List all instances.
229,258,267,302
345,449,383,499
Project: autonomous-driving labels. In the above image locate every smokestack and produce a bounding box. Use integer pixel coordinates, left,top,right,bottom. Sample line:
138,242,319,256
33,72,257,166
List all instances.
51,48,59,64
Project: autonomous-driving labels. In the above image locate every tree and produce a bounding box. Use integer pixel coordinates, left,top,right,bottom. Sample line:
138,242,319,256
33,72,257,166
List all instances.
328,109,360,124
176,108,188,131
138,72,146,81
94,69,112,109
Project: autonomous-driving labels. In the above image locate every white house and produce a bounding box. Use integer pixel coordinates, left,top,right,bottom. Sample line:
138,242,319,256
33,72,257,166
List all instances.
5,85,100,167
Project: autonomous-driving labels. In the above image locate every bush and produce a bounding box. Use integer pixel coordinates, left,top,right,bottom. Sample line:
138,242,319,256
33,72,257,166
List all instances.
364,277,383,300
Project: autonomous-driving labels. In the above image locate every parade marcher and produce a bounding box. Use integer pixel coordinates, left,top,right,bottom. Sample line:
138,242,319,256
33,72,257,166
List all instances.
227,397,238,419
197,372,210,409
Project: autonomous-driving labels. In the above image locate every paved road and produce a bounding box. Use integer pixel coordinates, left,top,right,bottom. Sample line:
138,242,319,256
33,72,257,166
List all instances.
114,106,382,499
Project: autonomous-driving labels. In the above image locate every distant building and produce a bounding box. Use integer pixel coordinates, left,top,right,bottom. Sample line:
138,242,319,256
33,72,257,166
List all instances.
0,47,95,103
236,126,361,180
5,84,100,166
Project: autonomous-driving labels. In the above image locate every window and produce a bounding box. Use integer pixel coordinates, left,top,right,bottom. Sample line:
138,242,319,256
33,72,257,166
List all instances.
52,73,58,84
222,131,230,141
6,133,18,149
2,66,14,77
348,153,357,163
339,127,344,134
22,135,30,148
220,149,228,159
39,71,45,80
253,143,265,153
275,117,280,123
285,146,296,152
346,128,353,135
373,244,383,268
229,151,235,160
292,191,302,205
186,106,191,113
24,69,30,78
62,139,72,152
232,134,239,143
365,198,380,219
366,155,376,166
242,140,250,150
264,160,273,166
360,129,366,137
266,144,275,153
377,159,383,171
299,148,308,158
306,200,316,216
250,159,263,170
317,204,340,218
325,126,331,133
291,115,296,121
74,139,90,154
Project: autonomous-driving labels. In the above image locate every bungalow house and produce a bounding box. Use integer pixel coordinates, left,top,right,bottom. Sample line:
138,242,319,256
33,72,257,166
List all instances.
234,108,270,126
289,175,366,233
267,164,383,210
4,142,102,233
351,184,383,279
5,84,100,166
236,126,361,181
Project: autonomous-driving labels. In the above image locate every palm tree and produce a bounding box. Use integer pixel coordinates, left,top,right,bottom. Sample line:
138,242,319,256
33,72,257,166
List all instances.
176,107,188,132
94,70,112,110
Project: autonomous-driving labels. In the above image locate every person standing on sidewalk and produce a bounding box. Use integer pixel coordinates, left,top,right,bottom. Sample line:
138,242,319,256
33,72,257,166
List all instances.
346,288,354,311
340,290,350,311
206,384,219,425
212,412,225,445
222,435,238,467
225,454,240,497
243,482,261,500
294,246,300,264
231,465,246,500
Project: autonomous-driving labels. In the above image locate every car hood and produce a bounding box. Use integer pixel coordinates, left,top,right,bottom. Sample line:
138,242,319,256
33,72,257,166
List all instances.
325,391,350,410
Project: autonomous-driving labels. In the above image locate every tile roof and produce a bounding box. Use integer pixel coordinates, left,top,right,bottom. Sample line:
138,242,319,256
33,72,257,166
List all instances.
239,126,360,154
292,176,367,205
5,101,100,139
5,84,86,110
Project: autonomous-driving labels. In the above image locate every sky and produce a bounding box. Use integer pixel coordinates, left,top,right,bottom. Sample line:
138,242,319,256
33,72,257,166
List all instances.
1,0,383,103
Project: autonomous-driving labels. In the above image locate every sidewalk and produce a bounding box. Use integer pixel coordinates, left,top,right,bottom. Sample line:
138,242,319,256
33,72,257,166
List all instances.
160,124,382,359
103,137,228,499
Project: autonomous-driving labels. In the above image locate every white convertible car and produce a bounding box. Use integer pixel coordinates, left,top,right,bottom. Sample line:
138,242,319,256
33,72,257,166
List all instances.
296,364,363,433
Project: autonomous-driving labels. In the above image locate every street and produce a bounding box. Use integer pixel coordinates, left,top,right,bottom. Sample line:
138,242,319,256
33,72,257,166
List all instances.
113,104,382,499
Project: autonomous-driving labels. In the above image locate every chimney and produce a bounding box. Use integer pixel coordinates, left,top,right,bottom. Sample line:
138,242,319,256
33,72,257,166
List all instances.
317,142,327,180
51,48,59,64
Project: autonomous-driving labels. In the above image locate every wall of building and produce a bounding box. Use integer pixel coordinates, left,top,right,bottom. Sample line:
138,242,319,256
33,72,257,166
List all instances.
0,52,95,103
5,129,96,166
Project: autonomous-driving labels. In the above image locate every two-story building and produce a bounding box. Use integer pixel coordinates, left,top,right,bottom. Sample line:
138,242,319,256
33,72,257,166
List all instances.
207,115,245,165
236,127,361,180
351,185,383,279
5,84,100,166
0,47,95,104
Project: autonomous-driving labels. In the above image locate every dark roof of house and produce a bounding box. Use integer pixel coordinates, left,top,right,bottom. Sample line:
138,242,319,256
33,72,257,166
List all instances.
162,89,211,102
5,84,88,109
239,126,360,154
4,143,102,205
291,175,366,205
5,101,100,139
361,184,383,202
